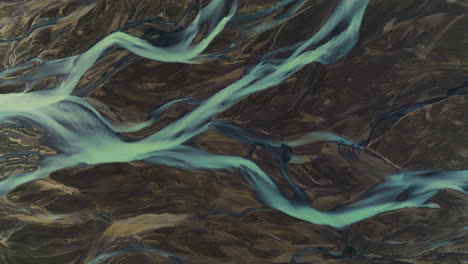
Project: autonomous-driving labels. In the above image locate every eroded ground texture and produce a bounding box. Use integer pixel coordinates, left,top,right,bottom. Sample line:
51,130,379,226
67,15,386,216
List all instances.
0,0,467,263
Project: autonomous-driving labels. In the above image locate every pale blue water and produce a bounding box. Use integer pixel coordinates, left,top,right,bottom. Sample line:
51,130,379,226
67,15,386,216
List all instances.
0,0,466,234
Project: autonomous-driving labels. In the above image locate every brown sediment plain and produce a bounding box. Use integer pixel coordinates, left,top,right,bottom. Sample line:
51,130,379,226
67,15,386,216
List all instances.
0,0,467,263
